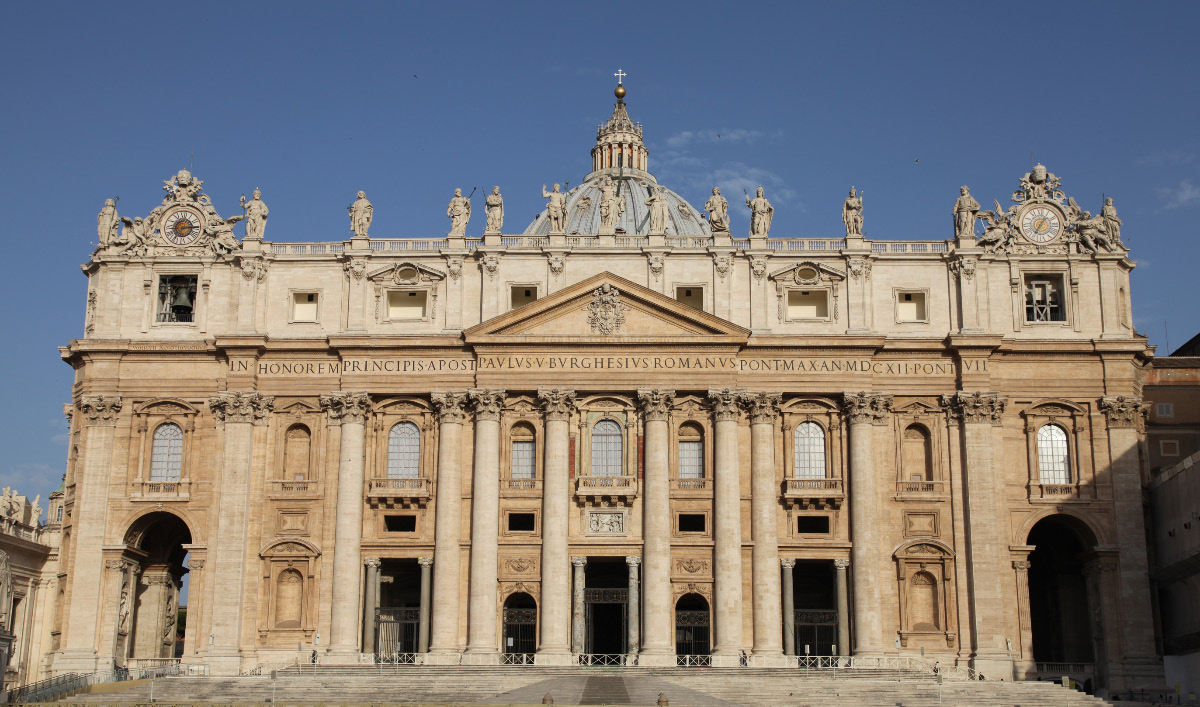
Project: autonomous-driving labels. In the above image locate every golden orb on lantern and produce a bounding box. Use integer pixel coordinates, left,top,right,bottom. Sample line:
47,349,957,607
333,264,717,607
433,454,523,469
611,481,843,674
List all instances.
614,84,626,100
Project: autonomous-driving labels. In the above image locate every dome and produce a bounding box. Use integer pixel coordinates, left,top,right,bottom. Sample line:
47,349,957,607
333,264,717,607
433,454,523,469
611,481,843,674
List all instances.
524,78,711,237
523,177,711,236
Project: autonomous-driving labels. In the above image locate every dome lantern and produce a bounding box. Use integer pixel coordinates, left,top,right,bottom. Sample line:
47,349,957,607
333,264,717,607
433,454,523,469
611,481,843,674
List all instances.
591,70,649,177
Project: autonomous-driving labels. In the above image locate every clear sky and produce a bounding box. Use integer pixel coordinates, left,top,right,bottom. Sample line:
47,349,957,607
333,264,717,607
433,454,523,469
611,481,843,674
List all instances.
2,1,1198,507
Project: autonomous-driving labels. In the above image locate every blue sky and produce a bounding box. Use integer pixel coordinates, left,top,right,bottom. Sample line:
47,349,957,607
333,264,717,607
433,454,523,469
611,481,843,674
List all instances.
2,1,1198,506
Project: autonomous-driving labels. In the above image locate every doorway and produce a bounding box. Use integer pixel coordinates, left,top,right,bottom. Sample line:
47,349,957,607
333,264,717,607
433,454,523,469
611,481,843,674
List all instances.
376,558,422,660
584,559,627,655
503,592,537,662
674,593,710,657
792,560,838,656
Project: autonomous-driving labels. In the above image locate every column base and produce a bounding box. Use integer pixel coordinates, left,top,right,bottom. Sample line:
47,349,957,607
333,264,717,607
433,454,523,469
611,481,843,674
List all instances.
420,651,464,666
460,651,501,666
534,651,574,666
636,652,676,667
50,651,104,675
746,653,790,668
709,653,743,668
205,653,246,676
969,655,1015,681
320,649,364,666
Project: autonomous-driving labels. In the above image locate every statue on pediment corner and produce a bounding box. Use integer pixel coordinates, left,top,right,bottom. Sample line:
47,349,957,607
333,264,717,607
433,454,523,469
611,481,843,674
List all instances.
842,187,863,237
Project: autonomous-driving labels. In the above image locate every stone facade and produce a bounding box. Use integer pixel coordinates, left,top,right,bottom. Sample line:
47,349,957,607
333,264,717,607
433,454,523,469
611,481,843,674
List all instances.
44,82,1162,692
0,484,62,691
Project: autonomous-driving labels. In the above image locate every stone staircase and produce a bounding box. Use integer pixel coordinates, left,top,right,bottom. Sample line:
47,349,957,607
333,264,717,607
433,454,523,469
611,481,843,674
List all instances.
59,666,1112,706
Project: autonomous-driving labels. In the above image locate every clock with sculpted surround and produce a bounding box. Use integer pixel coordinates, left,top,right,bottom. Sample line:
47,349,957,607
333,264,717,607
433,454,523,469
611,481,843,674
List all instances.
1019,205,1063,244
163,207,204,246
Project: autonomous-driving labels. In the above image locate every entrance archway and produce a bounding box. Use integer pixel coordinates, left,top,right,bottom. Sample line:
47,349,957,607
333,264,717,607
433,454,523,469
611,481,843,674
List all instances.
122,512,191,664
674,593,710,657
584,559,627,655
792,560,837,655
1026,515,1100,686
502,592,537,662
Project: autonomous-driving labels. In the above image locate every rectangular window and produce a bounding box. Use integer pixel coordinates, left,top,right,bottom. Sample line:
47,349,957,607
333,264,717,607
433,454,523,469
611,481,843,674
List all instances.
678,514,706,533
156,275,198,323
675,286,704,311
1161,440,1180,457
896,291,927,322
788,290,829,319
678,440,703,479
796,516,830,534
291,292,318,322
512,440,535,479
1024,275,1066,322
387,290,427,319
507,512,536,532
511,285,538,310
1156,403,1174,418
384,515,416,532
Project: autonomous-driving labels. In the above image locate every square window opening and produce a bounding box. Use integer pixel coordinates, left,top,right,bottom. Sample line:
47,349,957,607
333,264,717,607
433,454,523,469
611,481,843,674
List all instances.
1156,403,1174,418
384,515,416,532
157,275,198,323
788,290,828,319
796,516,830,534
675,287,704,311
678,514,706,533
292,292,318,322
1161,440,1180,457
388,290,427,319
897,292,927,322
508,513,536,532
1024,275,1066,322
511,286,538,310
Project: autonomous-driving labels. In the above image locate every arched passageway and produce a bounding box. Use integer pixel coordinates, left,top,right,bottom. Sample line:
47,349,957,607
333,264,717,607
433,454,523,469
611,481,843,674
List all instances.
502,592,537,661
1026,515,1102,688
121,512,192,664
674,593,710,656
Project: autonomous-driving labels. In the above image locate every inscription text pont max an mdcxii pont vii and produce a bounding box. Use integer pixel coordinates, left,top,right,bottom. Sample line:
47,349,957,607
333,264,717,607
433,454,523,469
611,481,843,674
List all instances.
238,355,983,377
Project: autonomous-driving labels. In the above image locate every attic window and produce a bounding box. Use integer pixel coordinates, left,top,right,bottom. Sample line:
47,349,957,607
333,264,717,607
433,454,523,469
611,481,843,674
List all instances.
788,290,828,319
511,285,538,310
897,292,927,322
388,290,427,319
675,286,704,311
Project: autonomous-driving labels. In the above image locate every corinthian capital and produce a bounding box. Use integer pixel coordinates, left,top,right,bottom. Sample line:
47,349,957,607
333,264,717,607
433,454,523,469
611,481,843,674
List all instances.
80,395,122,425
707,389,741,421
842,392,893,425
637,389,675,422
431,392,470,424
320,391,371,425
538,388,576,421
469,389,506,422
1099,395,1148,429
740,391,782,424
941,391,1005,425
209,391,274,425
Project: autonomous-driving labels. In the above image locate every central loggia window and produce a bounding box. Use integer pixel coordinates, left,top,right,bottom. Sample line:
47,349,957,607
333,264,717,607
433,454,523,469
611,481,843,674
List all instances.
591,419,623,477
387,422,420,478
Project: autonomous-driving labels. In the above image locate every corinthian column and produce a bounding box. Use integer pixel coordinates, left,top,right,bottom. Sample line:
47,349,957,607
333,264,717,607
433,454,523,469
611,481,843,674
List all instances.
842,391,891,656
207,391,273,674
637,389,674,663
429,392,469,657
57,395,121,674
466,389,505,657
942,391,1010,676
322,391,372,658
708,388,743,658
741,392,783,658
1099,395,1158,675
537,388,575,663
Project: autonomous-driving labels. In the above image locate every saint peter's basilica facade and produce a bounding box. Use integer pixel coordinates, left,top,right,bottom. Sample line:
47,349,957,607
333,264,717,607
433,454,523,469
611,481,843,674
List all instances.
47,81,1160,691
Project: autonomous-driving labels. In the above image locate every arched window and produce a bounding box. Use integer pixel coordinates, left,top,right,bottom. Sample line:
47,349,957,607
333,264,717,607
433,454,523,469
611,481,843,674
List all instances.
149,423,183,482
387,422,420,479
591,419,623,477
793,422,826,479
902,424,933,482
283,425,311,480
511,423,536,480
1037,424,1071,485
678,423,704,479
274,568,303,628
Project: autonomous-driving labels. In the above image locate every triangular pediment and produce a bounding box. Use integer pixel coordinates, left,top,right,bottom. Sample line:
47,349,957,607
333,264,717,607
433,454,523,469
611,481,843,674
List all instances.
464,272,750,344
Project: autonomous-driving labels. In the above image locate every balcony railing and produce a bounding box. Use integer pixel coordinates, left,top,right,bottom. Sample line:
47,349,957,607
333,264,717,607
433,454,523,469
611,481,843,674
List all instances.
575,475,637,503
1032,483,1078,500
267,479,320,498
503,478,542,496
782,478,844,509
675,478,709,490
368,477,431,507
895,480,946,498
131,479,191,502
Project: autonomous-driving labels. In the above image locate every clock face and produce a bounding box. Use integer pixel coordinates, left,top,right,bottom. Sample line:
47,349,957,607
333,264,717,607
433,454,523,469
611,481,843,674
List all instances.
1020,205,1063,244
163,208,203,245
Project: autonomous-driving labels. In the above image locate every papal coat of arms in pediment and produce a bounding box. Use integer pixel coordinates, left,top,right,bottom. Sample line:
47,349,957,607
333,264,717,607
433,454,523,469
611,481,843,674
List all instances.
463,272,750,342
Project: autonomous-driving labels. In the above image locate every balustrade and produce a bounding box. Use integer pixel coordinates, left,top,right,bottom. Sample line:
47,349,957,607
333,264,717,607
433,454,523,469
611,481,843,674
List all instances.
782,478,844,509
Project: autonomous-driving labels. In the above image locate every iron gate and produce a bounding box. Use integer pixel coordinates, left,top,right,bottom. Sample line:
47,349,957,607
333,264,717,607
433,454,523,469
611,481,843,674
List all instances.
584,588,627,655
794,610,838,656
503,608,537,659
674,610,711,656
376,607,420,659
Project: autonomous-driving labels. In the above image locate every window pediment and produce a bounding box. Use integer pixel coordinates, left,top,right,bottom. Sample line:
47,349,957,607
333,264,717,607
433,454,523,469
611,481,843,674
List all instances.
768,261,845,285
259,537,321,558
367,261,445,285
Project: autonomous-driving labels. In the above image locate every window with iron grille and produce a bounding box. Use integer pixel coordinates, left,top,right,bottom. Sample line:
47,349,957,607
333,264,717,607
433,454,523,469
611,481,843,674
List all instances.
591,419,623,477
387,422,420,478
1024,275,1066,322
1036,424,1071,484
793,422,826,479
149,423,183,482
